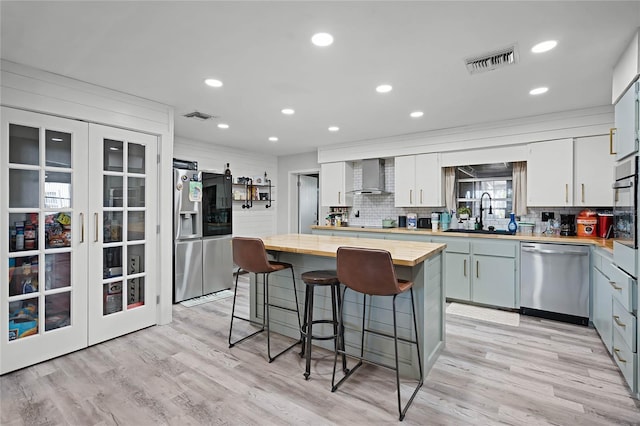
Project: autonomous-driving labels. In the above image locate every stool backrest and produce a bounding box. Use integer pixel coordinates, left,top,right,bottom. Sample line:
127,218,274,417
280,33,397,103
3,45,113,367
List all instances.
336,246,400,296
232,237,273,274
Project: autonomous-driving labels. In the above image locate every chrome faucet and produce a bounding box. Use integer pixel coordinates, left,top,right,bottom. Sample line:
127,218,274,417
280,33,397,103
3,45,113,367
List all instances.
479,192,493,230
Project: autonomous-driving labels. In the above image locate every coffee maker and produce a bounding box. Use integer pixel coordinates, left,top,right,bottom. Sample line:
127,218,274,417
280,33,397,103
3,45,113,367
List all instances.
560,214,576,236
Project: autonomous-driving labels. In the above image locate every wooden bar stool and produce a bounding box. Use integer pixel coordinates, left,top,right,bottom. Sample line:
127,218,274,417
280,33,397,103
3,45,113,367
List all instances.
299,270,347,380
228,237,302,363
333,246,424,421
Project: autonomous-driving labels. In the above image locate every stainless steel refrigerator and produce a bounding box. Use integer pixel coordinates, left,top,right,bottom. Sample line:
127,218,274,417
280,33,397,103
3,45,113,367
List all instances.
173,160,233,303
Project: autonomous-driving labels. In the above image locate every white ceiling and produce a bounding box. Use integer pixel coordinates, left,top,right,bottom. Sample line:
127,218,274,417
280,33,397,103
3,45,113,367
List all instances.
2,1,640,156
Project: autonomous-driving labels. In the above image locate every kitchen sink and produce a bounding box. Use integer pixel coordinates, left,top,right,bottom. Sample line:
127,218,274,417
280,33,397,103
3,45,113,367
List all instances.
444,228,516,235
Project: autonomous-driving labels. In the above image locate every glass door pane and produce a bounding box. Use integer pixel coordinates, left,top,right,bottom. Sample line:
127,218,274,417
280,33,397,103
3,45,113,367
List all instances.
88,125,157,346
1,106,88,375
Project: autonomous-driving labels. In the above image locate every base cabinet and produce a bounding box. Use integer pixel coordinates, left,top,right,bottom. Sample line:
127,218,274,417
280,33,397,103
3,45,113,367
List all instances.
435,238,518,309
593,266,614,354
472,254,516,308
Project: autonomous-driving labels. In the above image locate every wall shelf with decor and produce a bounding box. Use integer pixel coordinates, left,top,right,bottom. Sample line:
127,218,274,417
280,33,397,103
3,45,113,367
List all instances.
232,176,273,209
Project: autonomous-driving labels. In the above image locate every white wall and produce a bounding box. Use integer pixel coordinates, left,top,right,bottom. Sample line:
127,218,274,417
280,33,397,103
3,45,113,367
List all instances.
173,136,279,237
276,151,320,234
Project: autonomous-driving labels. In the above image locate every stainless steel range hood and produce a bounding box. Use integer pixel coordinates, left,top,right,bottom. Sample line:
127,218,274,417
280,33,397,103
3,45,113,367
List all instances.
352,158,390,195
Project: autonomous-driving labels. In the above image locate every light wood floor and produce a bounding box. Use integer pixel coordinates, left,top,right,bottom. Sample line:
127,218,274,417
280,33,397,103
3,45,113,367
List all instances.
2,275,639,425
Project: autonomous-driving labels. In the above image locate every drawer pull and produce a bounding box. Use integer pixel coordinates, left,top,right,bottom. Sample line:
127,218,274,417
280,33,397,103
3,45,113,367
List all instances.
613,348,627,363
613,315,626,328
608,281,622,291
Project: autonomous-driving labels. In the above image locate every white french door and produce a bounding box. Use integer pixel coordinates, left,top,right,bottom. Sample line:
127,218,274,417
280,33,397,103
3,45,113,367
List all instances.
1,107,89,374
1,108,158,374
87,124,157,345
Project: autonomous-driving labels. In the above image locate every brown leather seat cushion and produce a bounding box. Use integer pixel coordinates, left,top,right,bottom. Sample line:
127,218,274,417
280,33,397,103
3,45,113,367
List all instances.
301,270,340,285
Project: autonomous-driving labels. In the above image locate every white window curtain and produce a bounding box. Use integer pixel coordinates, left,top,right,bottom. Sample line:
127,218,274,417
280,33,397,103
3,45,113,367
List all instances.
512,161,527,216
444,167,457,213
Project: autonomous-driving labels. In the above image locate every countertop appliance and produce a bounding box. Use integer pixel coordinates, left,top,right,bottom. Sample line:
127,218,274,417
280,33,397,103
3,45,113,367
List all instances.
417,217,431,228
173,159,233,303
520,242,589,325
560,214,576,236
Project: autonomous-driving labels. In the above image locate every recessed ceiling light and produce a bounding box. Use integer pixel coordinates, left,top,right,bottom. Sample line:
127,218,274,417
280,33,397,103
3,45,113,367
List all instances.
217,123,229,129
204,78,223,87
281,108,295,115
328,126,340,132
531,40,557,53
529,87,548,95
311,32,334,47
376,84,392,93
51,137,63,142
410,111,424,118
268,136,278,142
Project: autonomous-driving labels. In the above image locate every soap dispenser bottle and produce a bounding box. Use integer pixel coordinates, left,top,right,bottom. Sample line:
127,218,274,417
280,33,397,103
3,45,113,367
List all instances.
508,212,518,233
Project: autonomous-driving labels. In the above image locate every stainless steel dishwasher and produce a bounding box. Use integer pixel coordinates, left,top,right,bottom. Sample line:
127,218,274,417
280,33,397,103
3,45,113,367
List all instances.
520,242,590,325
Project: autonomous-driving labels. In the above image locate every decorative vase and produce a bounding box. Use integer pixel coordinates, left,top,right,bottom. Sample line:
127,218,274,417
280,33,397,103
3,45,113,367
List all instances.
508,213,518,233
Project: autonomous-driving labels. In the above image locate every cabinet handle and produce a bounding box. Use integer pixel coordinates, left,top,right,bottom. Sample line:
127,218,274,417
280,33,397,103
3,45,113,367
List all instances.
565,184,569,203
338,191,341,204
615,188,618,203
613,347,627,363
476,260,479,279
608,281,622,291
80,213,85,243
410,189,413,204
613,315,627,328
610,128,617,155
420,189,423,204
94,213,99,242
463,259,467,277
581,184,585,203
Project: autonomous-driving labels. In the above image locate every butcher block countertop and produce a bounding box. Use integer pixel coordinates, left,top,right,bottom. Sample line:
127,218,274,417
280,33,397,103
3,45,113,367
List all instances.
262,233,445,267
311,225,615,252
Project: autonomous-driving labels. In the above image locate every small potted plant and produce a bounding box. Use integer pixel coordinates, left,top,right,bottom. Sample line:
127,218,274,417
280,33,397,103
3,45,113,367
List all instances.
457,206,472,220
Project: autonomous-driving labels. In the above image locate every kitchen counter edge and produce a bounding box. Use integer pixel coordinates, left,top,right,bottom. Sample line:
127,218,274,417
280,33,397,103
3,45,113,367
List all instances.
310,225,614,253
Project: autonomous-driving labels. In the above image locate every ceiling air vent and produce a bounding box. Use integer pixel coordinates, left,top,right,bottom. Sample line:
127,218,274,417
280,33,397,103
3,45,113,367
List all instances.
465,44,518,75
183,111,215,121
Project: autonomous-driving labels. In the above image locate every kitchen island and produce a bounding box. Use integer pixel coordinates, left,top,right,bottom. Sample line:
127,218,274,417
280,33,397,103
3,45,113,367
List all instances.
247,233,446,378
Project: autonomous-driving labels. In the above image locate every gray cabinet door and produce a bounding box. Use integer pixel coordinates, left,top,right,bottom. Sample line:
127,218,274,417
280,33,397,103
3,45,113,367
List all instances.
593,268,613,354
445,252,471,300
472,255,516,308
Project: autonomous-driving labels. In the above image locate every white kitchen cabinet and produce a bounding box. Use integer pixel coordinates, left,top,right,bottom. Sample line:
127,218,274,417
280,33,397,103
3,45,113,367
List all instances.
527,139,573,207
574,135,615,206
1,107,158,374
613,82,639,161
320,162,353,207
394,153,443,207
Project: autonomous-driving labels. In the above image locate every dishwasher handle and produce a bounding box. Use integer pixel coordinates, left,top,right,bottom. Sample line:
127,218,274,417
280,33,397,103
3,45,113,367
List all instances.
521,246,589,256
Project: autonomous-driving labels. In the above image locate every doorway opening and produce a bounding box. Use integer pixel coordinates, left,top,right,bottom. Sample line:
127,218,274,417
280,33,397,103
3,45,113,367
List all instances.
297,174,318,234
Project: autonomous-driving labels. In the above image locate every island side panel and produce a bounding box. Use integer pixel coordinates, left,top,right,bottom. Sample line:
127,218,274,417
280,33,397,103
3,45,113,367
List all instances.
422,251,445,373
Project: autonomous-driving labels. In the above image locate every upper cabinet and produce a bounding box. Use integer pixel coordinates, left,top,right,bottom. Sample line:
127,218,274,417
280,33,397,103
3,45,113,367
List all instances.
612,82,639,161
574,135,615,206
320,161,353,207
394,153,443,207
527,139,574,207
612,31,640,104
528,137,615,207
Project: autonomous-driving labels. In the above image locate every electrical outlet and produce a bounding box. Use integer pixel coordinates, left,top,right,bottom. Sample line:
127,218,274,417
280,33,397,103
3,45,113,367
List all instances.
541,212,555,221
